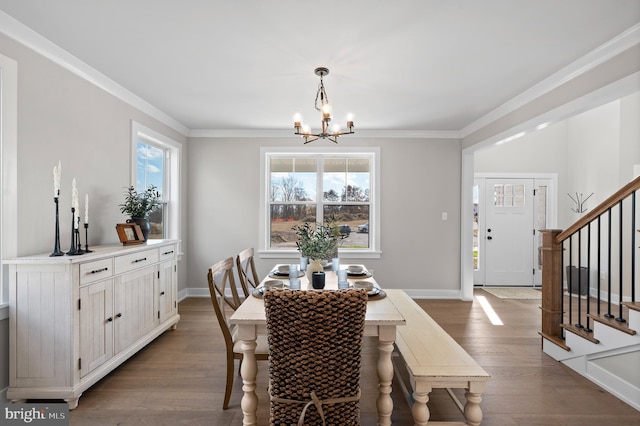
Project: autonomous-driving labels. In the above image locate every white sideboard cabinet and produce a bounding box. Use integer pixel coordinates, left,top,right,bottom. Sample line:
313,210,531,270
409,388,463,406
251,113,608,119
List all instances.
4,240,180,409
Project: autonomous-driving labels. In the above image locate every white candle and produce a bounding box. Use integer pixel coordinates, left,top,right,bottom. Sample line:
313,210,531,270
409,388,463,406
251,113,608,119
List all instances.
53,161,61,197
72,178,79,228
85,194,89,224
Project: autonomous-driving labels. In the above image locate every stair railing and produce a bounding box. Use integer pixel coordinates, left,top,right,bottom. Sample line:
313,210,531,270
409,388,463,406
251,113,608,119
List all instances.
540,176,640,348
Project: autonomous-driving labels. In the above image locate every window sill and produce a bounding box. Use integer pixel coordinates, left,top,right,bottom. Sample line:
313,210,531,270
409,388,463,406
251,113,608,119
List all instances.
259,250,381,259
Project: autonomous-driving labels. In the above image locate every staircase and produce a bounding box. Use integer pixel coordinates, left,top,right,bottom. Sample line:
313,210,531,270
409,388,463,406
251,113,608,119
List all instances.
539,176,640,411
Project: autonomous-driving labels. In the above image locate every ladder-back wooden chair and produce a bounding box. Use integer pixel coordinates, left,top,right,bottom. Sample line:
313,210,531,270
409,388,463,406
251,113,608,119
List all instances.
207,257,268,409
236,247,260,298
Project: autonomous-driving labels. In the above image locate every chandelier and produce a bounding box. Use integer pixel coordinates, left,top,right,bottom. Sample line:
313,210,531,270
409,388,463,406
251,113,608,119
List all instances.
293,67,355,144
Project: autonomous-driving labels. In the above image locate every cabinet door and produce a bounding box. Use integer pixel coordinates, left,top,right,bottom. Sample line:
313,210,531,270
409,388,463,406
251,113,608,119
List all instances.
113,266,157,353
158,259,177,323
79,280,113,377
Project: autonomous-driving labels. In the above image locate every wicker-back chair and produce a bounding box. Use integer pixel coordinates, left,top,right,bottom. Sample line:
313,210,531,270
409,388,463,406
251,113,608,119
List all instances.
264,289,368,425
236,247,260,298
207,257,268,409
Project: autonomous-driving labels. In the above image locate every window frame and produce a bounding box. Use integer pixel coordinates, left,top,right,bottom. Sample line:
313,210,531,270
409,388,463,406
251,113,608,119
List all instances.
259,147,380,259
1,53,18,316
131,121,181,245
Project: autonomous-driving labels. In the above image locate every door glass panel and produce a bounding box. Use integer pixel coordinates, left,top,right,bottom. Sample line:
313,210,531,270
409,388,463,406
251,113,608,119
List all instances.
494,184,525,207
535,185,548,270
473,184,479,271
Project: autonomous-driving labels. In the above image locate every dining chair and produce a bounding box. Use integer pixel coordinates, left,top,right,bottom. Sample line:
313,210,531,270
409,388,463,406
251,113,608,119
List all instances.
207,257,269,410
236,247,260,298
264,289,368,425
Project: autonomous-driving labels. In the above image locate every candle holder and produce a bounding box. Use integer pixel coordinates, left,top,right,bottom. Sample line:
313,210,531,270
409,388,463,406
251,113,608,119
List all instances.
84,223,93,253
75,217,85,255
50,192,64,256
66,207,82,255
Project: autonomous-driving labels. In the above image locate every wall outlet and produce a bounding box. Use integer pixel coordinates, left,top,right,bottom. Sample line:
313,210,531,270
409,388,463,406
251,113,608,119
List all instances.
442,212,448,220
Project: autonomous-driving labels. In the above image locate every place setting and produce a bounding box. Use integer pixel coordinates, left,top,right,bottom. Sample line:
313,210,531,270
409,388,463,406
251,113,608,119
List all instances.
268,264,305,278
346,264,373,278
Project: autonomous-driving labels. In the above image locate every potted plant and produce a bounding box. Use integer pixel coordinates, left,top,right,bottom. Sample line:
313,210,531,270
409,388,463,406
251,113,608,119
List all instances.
119,185,160,241
292,218,341,280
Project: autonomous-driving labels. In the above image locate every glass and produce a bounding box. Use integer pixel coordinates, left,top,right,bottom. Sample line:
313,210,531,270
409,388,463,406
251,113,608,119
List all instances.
288,264,298,278
270,157,317,202
136,141,164,196
331,258,340,271
269,205,316,249
323,205,370,249
337,269,348,289
289,278,301,290
323,157,370,202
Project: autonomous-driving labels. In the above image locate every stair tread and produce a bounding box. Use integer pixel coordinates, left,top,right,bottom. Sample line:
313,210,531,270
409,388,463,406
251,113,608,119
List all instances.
621,301,640,313
561,323,600,344
587,313,637,335
539,331,571,351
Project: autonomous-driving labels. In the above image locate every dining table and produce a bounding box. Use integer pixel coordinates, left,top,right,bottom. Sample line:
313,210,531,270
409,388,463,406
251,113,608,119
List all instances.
229,264,406,426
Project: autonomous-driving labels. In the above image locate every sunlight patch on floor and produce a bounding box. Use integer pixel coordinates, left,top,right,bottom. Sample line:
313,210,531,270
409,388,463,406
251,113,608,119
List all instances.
476,295,503,325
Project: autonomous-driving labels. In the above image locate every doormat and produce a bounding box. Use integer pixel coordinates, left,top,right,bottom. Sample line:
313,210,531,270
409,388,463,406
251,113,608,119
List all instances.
482,287,541,300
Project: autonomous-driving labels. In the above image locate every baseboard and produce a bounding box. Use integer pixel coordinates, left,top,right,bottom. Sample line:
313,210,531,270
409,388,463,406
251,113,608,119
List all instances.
1,386,8,403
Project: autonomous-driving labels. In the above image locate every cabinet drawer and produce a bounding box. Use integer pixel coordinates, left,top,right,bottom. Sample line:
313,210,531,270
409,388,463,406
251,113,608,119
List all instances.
159,245,177,261
114,249,159,275
79,258,113,285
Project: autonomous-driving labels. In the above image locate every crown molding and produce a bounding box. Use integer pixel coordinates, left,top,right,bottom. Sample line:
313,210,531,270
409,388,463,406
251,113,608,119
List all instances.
0,11,190,136
188,128,461,139
460,23,640,138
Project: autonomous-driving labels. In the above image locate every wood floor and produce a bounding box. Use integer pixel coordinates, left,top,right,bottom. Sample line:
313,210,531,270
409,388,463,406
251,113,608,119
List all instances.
68,289,640,425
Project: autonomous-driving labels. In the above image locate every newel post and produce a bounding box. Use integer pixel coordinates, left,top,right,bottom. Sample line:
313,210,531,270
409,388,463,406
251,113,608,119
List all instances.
540,229,564,342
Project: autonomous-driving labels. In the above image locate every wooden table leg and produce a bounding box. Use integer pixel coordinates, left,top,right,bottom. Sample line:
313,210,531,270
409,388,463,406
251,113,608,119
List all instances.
376,325,396,425
238,333,258,426
464,381,486,426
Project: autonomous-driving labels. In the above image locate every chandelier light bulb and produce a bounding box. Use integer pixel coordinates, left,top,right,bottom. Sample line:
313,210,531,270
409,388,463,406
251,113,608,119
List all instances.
321,102,332,120
293,113,302,127
302,123,311,134
332,123,341,134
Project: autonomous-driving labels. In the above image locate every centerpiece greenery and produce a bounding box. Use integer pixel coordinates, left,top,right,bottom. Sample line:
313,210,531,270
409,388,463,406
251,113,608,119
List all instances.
119,185,160,218
292,218,340,260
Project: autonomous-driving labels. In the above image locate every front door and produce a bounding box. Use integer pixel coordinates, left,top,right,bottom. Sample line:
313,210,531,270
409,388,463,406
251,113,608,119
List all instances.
484,178,534,286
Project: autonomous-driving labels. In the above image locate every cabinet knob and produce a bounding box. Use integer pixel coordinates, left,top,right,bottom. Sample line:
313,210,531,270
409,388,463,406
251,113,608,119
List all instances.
116,313,122,318
106,317,113,323
160,291,165,296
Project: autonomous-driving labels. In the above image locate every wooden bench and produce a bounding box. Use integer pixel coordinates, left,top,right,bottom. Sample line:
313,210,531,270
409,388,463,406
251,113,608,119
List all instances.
386,290,491,426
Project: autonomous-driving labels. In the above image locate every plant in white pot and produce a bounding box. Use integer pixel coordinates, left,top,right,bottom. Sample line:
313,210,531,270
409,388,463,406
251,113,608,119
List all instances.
119,185,160,241
292,219,340,281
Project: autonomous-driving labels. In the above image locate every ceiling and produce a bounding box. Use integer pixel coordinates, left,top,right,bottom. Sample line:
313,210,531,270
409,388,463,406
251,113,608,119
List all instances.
0,0,639,135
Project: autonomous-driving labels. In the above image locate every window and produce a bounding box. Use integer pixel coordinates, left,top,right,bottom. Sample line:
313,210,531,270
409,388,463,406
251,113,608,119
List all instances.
261,148,380,258
136,140,167,239
131,121,181,242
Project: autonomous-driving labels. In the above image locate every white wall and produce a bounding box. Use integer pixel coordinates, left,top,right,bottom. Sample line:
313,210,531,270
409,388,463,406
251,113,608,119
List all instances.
474,94,640,229
0,32,189,400
186,136,462,296
0,33,187,256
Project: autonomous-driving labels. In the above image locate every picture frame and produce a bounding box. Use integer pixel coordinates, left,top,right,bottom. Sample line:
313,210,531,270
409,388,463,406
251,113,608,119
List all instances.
115,223,145,245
